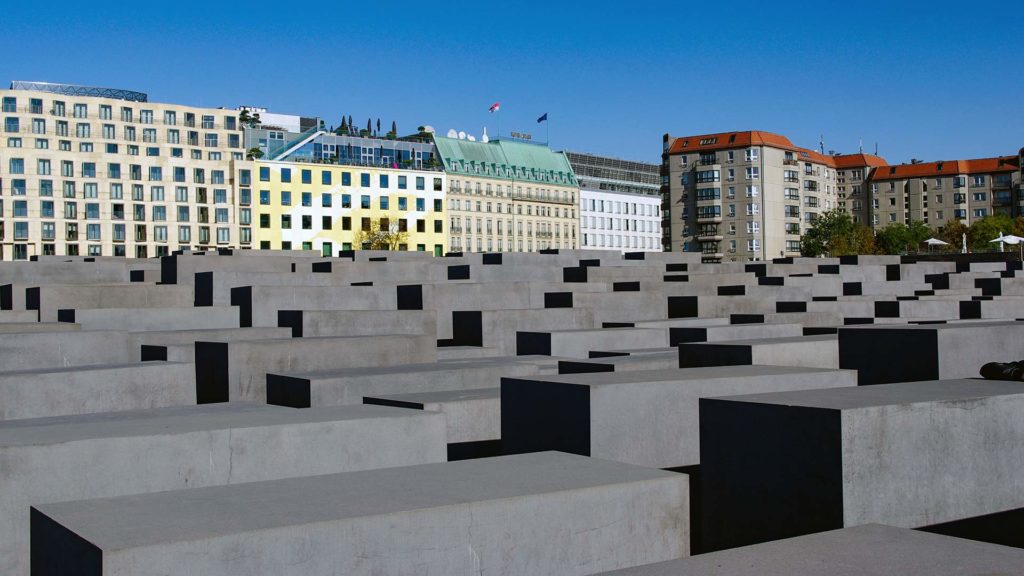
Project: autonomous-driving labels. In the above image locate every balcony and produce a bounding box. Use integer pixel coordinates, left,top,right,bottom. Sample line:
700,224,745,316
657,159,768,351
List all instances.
783,159,799,166
784,176,799,183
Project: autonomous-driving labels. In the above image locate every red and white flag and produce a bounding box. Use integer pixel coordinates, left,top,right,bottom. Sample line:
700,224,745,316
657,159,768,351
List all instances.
488,102,500,113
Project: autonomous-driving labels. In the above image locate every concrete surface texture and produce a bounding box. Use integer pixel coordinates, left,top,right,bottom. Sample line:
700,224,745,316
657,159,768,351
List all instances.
594,524,1024,575
3,251,1024,574
32,452,688,575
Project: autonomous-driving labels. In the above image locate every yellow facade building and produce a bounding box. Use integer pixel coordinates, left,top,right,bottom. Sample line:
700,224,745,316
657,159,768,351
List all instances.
242,159,447,256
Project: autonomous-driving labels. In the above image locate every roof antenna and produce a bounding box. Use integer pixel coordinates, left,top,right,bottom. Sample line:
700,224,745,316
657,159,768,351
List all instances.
819,135,824,155
874,142,878,156
859,138,863,154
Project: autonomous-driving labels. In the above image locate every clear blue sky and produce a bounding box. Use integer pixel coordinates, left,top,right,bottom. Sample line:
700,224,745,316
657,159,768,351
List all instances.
3,0,1021,165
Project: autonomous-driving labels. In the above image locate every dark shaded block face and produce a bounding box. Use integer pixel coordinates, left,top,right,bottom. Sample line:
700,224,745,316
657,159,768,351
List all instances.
194,341,230,403
311,261,332,273
699,399,843,552
920,506,1024,549
668,296,698,319
678,344,752,368
717,285,745,296
501,378,590,457
31,507,102,576
229,286,252,327
730,314,764,324
776,301,806,313
266,374,311,408
563,267,588,283
397,285,423,310
277,310,303,337
451,311,483,347
482,253,502,265
194,271,214,307
613,282,640,292
447,265,470,280
516,332,551,356
838,328,938,385
557,360,616,375
544,292,572,308
842,282,862,296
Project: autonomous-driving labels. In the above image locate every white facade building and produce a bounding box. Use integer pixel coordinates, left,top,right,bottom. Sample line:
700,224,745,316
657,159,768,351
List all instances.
564,151,661,252
579,189,662,251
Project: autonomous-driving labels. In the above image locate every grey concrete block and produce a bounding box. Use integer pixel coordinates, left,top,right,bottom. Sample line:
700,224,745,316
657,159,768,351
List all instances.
32,452,688,575
268,357,554,407
699,379,1024,551
838,321,1024,384
595,524,1024,575
3,403,445,573
195,334,436,403
678,335,839,369
365,387,500,445
0,361,194,420
0,330,134,370
503,366,856,469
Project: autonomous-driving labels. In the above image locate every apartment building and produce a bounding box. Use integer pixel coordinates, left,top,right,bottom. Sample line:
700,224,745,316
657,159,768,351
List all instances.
662,131,883,261
564,151,661,252
243,159,447,255
835,153,888,225
866,156,1021,228
0,81,244,260
434,136,579,253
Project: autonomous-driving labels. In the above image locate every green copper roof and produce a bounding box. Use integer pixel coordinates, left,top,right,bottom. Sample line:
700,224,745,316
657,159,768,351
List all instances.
433,136,577,187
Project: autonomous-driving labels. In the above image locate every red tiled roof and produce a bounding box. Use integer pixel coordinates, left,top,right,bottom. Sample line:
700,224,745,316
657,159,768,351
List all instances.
833,153,888,169
870,156,1019,181
667,131,796,155
666,131,889,168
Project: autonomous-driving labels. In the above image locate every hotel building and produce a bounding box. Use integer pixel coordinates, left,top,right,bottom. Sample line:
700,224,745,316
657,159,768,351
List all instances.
433,136,579,253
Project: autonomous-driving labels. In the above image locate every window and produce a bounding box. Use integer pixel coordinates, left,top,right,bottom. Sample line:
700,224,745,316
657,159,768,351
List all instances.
281,191,291,206
342,172,351,186
259,167,270,181
361,195,371,209
380,174,389,188
747,239,760,252
746,185,759,197
745,167,759,180
321,171,331,185
416,198,425,212
360,173,370,187
746,221,760,234
259,214,270,228
745,148,759,162
281,215,291,229
302,192,312,207
433,178,443,191
177,206,189,222
398,175,407,189
973,208,987,218
746,203,760,215
341,194,351,208
259,190,270,205
416,176,425,191
321,193,332,207
1,97,15,112
280,168,291,183
302,215,312,229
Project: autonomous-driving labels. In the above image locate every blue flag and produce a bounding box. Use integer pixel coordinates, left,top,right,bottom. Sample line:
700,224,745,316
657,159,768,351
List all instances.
537,113,548,123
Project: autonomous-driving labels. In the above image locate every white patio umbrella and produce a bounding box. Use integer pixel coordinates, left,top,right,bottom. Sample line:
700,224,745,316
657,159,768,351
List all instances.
924,238,948,252
999,234,1024,259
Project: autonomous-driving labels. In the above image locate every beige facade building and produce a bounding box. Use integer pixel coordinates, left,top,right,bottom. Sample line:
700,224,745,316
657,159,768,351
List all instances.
865,156,1021,229
661,131,884,261
433,136,578,253
0,81,243,260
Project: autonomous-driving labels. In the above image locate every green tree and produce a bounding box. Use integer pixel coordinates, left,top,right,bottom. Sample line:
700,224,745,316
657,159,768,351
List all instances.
245,147,264,160
356,218,409,250
936,219,970,252
970,214,1015,251
800,208,855,257
875,223,910,255
907,220,932,251
851,225,877,255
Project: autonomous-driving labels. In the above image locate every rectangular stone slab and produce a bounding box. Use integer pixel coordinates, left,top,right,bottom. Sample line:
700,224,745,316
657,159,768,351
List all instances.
365,387,500,444
678,335,839,369
195,334,435,403
698,379,1024,552
0,362,194,420
502,366,856,469
31,452,688,576
3,403,445,574
268,357,554,407
594,524,1024,575
838,321,1024,384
